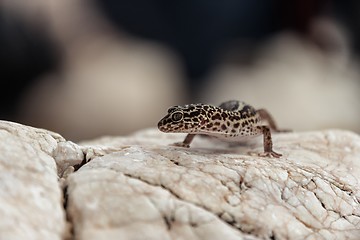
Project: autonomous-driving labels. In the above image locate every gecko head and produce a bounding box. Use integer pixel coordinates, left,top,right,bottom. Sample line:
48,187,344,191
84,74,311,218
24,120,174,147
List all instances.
157,104,206,133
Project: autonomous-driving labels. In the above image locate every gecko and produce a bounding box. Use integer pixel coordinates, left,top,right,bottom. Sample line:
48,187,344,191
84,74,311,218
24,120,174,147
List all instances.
157,100,286,158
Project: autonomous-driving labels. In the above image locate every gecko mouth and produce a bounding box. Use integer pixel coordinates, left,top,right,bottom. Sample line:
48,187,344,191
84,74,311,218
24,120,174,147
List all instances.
157,123,167,132
158,126,169,132
158,123,189,133
157,121,173,133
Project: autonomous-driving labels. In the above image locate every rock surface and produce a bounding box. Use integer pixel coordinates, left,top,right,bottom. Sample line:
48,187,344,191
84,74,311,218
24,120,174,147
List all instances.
0,121,69,240
1,120,360,239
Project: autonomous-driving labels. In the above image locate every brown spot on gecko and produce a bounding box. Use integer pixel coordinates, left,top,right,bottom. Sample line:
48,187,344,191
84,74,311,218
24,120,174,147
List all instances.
221,112,228,120
212,113,221,120
190,111,200,117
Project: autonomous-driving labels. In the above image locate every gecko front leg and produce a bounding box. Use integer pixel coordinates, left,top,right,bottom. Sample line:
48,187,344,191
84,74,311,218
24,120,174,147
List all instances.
172,134,196,148
254,125,282,158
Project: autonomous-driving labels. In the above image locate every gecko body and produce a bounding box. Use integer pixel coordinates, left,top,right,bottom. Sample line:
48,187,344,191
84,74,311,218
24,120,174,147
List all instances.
158,100,284,157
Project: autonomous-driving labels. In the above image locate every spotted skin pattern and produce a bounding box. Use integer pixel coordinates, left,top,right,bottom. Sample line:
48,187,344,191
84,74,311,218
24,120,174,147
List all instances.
158,100,284,157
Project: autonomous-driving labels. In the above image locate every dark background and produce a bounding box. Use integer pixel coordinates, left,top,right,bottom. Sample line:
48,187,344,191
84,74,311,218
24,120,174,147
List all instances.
0,0,359,131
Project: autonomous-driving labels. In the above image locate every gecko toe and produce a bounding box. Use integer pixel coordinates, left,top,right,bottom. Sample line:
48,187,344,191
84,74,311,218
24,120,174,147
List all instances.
258,151,282,158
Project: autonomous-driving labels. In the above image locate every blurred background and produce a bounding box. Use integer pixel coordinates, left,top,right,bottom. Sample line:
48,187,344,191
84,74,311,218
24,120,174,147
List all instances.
1,0,359,141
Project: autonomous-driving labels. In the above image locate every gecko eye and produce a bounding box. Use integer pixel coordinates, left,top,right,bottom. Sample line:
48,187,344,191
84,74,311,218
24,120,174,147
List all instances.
171,112,183,122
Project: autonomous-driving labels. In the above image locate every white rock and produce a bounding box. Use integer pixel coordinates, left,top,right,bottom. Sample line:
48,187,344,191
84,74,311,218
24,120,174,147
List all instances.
1,121,360,240
0,121,68,240
66,128,360,240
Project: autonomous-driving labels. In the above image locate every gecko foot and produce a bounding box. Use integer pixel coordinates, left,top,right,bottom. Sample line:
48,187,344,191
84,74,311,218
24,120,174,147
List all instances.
258,150,282,158
171,142,190,148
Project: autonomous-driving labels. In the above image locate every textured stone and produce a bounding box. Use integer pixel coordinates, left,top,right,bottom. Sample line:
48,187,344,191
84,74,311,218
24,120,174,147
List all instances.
1,120,360,240
0,121,68,240
66,128,360,240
